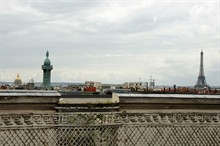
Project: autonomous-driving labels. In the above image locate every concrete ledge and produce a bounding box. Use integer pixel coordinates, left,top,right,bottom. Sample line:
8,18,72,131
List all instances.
113,93,220,112
114,93,220,104
0,90,60,97
0,90,60,113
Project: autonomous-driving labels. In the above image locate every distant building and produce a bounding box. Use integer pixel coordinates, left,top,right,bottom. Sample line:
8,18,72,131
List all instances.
42,51,53,90
84,81,102,92
142,82,148,88
194,51,210,89
149,76,155,90
122,82,146,91
94,82,102,90
14,74,22,87
27,78,34,90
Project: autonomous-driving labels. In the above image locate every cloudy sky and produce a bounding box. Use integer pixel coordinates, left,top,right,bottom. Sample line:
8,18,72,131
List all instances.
0,0,219,86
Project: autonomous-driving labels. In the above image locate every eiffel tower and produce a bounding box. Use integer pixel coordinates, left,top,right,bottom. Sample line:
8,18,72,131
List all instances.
194,51,210,89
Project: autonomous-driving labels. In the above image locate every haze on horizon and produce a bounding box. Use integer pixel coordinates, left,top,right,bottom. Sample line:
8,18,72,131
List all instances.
0,0,219,86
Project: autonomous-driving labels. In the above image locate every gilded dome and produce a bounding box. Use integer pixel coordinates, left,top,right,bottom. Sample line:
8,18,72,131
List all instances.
14,74,22,86
15,74,21,81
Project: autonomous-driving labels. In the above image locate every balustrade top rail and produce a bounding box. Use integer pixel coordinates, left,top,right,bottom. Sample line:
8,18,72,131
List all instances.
0,90,61,97
115,93,220,99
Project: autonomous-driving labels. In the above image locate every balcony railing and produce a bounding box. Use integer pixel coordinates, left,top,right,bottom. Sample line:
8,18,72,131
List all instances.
0,113,219,146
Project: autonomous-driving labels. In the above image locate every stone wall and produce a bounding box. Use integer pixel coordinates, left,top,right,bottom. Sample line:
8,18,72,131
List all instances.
0,90,60,113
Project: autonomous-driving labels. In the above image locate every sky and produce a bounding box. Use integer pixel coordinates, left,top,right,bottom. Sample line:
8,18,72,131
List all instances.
0,0,220,86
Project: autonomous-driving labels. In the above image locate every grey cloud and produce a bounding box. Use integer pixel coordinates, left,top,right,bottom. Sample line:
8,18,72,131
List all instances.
1,0,219,86
30,0,103,14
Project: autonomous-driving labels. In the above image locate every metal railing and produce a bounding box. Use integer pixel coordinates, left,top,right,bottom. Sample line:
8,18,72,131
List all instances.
0,113,220,146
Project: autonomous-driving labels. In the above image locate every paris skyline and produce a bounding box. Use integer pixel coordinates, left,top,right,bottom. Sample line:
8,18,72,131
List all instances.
0,0,219,86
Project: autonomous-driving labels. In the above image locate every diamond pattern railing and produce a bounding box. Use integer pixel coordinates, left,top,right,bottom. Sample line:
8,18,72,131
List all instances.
0,113,220,146
0,126,119,146
117,125,220,146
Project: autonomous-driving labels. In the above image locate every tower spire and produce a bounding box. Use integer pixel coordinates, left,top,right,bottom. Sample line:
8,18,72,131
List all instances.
42,51,53,90
194,51,210,89
46,51,49,58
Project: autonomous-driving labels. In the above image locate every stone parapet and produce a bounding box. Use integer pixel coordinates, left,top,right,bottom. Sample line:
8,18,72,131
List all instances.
0,90,60,113
113,93,220,112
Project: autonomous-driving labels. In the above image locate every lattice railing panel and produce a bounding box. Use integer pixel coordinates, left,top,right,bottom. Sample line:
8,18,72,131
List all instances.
0,113,220,146
0,128,57,146
57,126,119,146
117,125,220,146
0,126,119,146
